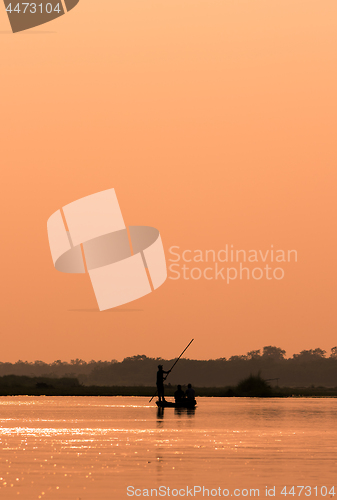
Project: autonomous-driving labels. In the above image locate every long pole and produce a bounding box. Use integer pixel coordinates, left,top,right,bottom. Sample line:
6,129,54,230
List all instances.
149,339,194,403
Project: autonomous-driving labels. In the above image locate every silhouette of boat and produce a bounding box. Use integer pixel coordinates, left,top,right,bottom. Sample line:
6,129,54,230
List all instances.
156,400,197,409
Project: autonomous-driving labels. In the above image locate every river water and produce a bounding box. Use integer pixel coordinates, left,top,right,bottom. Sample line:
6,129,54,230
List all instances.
0,397,336,499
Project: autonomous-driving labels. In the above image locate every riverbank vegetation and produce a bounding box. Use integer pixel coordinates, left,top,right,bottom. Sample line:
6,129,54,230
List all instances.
1,346,337,388
1,374,337,397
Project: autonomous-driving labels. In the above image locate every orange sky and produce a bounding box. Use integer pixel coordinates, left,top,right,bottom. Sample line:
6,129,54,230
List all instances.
0,0,336,363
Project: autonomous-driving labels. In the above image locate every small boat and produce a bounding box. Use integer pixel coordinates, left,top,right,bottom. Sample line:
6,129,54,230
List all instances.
156,399,197,409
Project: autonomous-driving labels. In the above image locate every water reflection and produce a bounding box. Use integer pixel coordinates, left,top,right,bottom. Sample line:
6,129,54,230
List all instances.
174,407,196,417
0,397,336,498
156,406,196,420
156,407,164,421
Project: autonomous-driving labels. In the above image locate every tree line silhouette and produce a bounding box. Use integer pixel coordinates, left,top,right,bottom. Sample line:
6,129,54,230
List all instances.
1,346,337,387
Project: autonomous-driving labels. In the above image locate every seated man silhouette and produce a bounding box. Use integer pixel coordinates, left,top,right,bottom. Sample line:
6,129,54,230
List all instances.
185,383,195,401
174,385,185,403
156,365,171,402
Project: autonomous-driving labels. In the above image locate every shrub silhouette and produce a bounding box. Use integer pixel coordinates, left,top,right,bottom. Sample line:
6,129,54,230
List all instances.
236,374,272,397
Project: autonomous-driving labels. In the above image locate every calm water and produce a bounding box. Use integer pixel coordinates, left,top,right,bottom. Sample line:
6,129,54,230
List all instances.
0,397,336,499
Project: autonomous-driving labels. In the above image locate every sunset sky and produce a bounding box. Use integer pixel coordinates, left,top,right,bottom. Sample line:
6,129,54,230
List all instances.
1,0,336,363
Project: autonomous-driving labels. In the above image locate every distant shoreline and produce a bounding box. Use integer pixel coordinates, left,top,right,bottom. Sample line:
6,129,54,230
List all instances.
1,385,337,398
2,348,337,389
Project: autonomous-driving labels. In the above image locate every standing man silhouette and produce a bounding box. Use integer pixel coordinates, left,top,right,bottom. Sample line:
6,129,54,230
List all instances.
156,365,171,402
